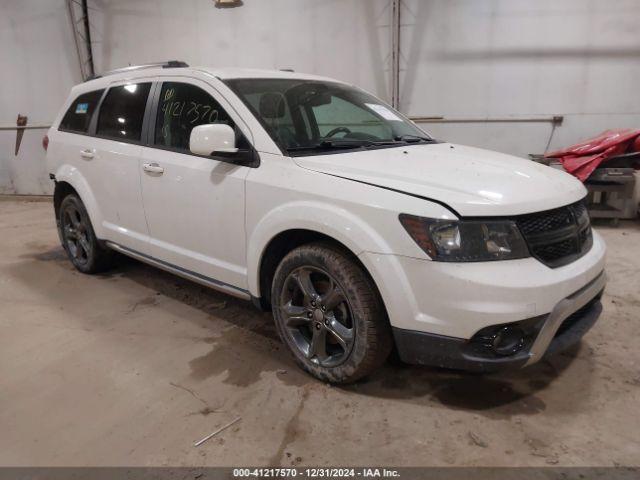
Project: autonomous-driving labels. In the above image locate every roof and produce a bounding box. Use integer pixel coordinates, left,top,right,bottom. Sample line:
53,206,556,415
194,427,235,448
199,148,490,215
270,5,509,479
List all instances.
77,64,344,93
196,67,340,83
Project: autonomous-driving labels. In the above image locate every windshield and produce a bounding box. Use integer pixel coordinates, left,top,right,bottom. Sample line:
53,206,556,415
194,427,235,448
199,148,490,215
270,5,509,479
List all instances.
224,78,434,156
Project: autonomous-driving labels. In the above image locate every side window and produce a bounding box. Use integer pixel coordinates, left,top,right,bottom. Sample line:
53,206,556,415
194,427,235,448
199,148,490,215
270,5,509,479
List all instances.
59,89,104,134
155,82,243,152
96,83,151,141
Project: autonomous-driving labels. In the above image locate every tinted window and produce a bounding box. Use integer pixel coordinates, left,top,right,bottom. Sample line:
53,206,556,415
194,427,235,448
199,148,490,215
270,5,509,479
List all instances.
59,89,104,133
96,83,151,141
155,82,237,152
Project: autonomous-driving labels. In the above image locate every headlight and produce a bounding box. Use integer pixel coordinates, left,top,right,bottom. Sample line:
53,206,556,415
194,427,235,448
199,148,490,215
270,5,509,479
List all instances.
399,214,530,262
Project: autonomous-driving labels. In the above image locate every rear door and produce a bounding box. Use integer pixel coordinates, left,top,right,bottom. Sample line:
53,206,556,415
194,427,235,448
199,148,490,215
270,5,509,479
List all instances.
53,88,105,219
89,81,153,252
139,79,251,291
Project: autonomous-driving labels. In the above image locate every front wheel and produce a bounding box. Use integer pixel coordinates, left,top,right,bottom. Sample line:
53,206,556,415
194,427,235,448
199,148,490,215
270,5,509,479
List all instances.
271,242,392,383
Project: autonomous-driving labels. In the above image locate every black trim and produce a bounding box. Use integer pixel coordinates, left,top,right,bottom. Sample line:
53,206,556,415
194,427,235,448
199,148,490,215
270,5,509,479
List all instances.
163,60,189,69
393,328,529,372
88,88,109,136
251,294,270,312
392,298,603,372
109,243,250,296
140,81,159,146
320,172,461,217
147,79,162,144
546,299,602,357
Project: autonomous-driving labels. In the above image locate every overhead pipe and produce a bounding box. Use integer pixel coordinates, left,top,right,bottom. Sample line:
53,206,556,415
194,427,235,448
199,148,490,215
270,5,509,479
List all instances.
81,0,95,78
66,0,95,81
410,116,564,125
390,0,401,109
0,124,51,131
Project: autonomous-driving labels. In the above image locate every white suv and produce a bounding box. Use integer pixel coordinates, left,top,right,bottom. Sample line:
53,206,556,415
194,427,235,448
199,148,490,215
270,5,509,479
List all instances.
45,62,606,383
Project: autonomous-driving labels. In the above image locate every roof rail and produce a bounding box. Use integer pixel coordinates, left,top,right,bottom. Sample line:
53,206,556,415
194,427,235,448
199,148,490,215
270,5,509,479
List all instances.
87,60,189,81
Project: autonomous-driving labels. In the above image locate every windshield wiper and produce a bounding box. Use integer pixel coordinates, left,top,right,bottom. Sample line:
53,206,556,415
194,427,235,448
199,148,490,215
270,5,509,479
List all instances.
394,134,435,144
287,140,372,152
287,137,433,154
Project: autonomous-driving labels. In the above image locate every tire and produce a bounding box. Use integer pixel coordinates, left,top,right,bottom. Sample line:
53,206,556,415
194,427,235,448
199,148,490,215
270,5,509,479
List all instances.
271,242,392,383
58,194,114,274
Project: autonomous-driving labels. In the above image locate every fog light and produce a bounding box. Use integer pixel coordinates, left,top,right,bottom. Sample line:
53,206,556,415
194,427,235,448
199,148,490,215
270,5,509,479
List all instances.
491,326,525,356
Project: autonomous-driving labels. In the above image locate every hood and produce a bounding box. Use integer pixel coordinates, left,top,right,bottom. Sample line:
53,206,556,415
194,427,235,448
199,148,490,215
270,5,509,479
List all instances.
293,143,586,217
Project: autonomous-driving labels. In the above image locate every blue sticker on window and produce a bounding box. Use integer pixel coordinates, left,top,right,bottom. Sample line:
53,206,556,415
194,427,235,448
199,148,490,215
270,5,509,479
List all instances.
75,103,89,114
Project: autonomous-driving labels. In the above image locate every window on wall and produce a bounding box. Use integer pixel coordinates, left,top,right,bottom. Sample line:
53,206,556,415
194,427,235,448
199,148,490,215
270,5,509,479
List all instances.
154,82,243,153
59,89,104,133
96,83,151,141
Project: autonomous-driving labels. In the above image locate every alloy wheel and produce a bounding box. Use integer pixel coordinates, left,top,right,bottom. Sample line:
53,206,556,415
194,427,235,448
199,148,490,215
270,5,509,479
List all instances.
279,266,355,367
61,204,91,266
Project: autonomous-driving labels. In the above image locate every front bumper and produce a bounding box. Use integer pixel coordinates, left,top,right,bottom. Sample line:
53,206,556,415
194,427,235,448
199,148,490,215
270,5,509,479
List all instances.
358,230,606,339
392,271,606,371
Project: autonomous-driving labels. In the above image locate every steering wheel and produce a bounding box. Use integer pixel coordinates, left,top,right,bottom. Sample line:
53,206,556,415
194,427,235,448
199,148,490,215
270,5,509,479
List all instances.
324,126,352,138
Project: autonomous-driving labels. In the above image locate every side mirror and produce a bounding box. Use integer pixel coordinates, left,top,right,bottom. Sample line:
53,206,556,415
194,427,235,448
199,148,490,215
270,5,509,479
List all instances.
189,124,238,156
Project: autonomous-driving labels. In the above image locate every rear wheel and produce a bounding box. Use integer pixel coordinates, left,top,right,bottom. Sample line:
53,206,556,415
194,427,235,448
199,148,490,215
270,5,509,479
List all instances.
58,194,114,273
271,242,392,383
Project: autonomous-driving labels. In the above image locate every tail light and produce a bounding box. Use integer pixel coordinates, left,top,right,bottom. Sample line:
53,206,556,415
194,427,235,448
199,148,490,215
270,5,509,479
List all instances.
42,134,49,151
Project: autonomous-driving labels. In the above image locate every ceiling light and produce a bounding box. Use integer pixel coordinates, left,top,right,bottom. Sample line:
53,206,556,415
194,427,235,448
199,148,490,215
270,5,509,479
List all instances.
214,0,243,8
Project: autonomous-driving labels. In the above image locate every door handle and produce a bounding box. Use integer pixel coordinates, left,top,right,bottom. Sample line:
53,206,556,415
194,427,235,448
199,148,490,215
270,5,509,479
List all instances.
80,149,94,160
143,162,164,174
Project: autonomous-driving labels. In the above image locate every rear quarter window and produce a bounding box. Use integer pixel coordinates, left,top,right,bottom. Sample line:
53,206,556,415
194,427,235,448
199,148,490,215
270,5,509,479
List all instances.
59,89,104,134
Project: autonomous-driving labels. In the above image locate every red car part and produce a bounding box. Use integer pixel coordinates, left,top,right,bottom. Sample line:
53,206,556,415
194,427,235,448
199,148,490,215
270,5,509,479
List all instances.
546,129,640,182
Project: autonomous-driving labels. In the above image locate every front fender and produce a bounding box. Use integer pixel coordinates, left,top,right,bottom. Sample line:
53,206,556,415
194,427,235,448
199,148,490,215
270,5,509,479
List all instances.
54,164,105,239
246,200,393,297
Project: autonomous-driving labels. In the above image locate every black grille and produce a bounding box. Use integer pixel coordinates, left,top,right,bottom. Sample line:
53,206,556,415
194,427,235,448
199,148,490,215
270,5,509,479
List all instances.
517,206,573,236
516,200,593,268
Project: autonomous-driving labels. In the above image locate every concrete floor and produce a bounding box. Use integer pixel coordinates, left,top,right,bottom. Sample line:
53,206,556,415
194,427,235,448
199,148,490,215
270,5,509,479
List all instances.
1,197,639,467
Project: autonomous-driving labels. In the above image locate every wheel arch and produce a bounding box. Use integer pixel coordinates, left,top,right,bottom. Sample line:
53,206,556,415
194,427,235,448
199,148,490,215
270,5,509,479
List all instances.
252,228,386,314
53,181,78,220
52,166,105,238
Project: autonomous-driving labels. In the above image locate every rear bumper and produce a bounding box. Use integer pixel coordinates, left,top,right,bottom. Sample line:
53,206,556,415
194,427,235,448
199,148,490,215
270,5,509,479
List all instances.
393,271,605,372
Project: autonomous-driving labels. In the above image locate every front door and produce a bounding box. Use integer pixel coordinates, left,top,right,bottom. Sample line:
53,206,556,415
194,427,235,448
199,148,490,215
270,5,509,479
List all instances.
139,79,250,291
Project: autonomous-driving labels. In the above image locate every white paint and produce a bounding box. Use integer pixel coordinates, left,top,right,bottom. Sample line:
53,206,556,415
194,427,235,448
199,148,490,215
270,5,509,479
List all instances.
47,66,607,343
293,142,587,216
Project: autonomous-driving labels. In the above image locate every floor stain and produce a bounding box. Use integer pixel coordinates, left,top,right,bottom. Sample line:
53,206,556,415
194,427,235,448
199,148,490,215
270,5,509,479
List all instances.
24,246,67,262
127,295,157,313
3,201,639,466
169,381,209,407
188,326,309,388
343,349,585,419
268,386,310,466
